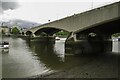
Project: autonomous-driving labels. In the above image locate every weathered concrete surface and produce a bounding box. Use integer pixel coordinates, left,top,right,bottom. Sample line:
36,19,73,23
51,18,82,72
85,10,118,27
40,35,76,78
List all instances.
25,2,120,34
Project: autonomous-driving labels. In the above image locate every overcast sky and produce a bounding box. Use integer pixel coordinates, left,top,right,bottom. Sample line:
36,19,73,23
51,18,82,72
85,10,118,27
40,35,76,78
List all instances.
0,0,120,23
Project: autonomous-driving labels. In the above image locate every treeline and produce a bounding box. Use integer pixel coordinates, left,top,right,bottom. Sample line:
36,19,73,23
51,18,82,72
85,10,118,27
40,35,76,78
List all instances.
55,30,70,38
11,27,20,34
55,31,69,36
112,33,120,37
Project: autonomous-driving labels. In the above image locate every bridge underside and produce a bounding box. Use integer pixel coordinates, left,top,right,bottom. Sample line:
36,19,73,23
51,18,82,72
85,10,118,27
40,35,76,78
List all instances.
76,18,120,35
26,28,61,37
65,18,120,55
35,28,61,36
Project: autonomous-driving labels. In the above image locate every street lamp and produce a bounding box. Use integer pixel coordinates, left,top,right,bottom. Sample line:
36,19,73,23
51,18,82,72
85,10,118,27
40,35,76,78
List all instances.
91,0,93,9
48,20,50,22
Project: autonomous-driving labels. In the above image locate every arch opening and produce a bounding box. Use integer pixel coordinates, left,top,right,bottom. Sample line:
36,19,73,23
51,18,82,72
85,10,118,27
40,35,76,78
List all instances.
26,31,32,36
34,27,69,37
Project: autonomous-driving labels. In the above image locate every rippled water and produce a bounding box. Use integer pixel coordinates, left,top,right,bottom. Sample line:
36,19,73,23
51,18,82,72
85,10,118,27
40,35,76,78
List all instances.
1,37,79,78
1,37,64,78
0,37,119,78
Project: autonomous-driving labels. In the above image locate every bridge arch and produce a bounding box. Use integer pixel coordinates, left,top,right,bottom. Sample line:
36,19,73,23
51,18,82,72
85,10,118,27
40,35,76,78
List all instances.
34,27,70,36
26,31,33,36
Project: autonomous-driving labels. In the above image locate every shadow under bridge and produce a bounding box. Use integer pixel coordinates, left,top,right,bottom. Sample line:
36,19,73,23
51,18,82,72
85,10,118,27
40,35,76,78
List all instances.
65,18,120,55
34,27,68,36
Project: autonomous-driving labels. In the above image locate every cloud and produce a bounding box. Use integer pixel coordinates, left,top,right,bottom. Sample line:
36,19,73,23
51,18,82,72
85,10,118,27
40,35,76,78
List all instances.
0,1,19,14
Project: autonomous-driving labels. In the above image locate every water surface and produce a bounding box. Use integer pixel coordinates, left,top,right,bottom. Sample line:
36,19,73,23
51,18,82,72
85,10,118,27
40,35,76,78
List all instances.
0,37,119,78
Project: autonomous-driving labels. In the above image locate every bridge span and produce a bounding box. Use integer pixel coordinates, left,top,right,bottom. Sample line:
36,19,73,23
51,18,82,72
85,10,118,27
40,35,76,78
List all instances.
24,2,120,54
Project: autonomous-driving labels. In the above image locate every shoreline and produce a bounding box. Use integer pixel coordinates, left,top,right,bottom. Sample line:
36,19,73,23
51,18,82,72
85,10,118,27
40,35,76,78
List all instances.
31,52,119,78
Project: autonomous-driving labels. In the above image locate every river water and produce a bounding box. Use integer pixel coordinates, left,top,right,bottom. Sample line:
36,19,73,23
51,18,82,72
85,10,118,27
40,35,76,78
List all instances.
0,37,119,78
0,37,80,78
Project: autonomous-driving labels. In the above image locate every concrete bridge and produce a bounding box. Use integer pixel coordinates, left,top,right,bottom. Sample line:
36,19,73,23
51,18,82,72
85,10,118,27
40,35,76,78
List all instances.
25,2,120,54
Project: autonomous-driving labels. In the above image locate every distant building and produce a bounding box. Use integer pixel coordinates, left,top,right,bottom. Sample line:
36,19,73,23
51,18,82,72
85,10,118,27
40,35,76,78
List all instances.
0,26,10,35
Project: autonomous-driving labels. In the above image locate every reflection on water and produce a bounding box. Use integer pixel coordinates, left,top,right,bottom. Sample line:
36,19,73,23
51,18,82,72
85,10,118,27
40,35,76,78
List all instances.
1,49,9,54
1,37,119,78
26,40,65,70
2,37,51,78
2,37,72,78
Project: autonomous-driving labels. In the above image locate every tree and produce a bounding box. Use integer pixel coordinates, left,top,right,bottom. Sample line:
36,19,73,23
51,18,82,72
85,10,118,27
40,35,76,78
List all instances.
56,30,69,36
112,33,120,37
11,27,20,34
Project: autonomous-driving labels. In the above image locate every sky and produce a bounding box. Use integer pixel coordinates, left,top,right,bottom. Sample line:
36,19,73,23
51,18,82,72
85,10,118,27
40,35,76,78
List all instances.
0,0,120,24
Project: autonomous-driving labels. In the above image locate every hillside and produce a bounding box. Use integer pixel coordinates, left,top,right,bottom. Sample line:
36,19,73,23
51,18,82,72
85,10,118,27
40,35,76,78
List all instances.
0,19,41,29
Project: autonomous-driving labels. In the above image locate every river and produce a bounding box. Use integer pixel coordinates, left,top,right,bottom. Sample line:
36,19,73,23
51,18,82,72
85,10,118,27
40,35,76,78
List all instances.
0,37,119,78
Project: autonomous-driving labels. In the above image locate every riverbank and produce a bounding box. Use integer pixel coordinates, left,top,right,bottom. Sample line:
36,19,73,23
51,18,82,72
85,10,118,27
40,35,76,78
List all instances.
32,52,119,79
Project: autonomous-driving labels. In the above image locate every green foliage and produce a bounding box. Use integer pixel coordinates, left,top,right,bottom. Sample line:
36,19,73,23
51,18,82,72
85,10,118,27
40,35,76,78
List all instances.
40,32,47,36
112,33,120,37
56,31,69,36
11,27,20,34
55,30,69,38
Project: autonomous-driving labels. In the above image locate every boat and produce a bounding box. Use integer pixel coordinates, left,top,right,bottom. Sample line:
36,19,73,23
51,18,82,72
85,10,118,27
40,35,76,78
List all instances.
55,36,60,40
0,41,9,49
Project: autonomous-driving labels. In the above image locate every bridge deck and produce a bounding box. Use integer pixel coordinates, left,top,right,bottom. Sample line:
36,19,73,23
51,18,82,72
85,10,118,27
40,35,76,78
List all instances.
26,2,120,34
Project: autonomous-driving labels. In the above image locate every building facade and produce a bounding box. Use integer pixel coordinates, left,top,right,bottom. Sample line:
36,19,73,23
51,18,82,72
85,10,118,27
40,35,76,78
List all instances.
0,26,10,35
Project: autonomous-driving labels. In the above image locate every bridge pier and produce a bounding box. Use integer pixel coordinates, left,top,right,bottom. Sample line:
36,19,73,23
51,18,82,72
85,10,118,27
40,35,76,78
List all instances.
65,32,112,55
32,33,36,37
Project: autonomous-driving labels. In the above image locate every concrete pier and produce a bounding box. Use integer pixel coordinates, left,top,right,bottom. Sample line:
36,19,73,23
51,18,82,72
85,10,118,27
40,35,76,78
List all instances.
65,33,112,55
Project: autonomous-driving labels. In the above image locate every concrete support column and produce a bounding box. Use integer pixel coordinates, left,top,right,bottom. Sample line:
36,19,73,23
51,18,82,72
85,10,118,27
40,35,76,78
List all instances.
65,33,112,55
65,32,79,54
65,32,77,42
118,38,120,53
31,33,36,37
103,35,112,52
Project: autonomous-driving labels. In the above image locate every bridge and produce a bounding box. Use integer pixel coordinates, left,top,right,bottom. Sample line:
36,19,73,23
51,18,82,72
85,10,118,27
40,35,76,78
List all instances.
24,2,120,54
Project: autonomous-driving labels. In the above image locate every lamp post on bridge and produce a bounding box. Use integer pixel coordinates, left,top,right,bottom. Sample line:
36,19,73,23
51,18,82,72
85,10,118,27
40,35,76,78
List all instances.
91,0,93,9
